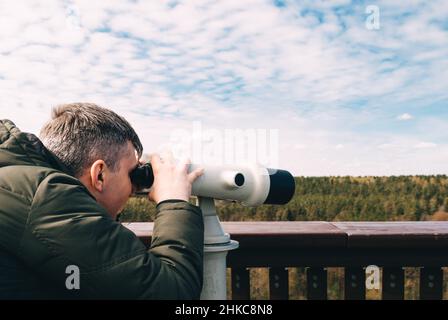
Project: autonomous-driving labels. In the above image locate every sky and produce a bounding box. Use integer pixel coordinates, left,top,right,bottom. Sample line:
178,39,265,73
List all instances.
0,0,447,176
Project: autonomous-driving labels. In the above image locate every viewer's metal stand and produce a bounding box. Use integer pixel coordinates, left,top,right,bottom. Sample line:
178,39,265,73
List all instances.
198,197,239,300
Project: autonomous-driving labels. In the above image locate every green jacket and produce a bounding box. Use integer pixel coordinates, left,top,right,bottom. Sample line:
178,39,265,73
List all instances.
0,119,204,299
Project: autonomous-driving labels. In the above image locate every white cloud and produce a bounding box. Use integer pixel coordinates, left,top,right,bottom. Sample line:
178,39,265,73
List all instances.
397,113,414,121
0,0,447,175
414,142,437,149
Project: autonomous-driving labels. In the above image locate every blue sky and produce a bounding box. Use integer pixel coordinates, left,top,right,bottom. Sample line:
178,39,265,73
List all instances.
0,0,447,176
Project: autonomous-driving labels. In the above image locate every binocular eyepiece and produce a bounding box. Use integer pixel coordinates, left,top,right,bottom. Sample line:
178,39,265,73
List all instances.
130,163,154,191
130,163,295,206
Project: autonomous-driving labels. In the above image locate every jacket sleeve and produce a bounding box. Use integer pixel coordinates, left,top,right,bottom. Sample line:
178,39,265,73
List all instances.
21,171,204,299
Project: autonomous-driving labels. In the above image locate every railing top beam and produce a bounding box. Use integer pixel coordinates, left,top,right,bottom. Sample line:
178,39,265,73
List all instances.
123,221,448,249
332,221,448,248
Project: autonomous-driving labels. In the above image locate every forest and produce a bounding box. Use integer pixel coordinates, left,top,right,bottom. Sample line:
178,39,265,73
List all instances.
120,175,448,222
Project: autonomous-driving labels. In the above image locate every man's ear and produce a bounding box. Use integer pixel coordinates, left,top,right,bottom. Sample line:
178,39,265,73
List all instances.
90,160,107,192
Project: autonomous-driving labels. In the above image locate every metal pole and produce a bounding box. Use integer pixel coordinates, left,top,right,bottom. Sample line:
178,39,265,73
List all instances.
198,197,239,300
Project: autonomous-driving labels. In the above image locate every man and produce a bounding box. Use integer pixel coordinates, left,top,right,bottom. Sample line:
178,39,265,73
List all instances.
0,103,204,299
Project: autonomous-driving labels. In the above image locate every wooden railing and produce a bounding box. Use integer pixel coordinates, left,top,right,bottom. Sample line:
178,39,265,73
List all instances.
123,221,448,300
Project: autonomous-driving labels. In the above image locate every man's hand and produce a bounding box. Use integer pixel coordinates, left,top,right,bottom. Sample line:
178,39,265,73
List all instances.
148,153,203,204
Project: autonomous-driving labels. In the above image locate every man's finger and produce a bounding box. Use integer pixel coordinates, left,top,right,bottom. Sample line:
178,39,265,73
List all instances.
150,154,162,170
177,156,191,173
188,168,204,184
159,150,174,165
147,188,155,202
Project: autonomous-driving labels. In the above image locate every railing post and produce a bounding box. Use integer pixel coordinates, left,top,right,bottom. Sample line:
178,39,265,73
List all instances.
231,267,251,300
382,267,404,300
269,267,289,300
420,267,443,300
306,267,328,300
344,267,366,300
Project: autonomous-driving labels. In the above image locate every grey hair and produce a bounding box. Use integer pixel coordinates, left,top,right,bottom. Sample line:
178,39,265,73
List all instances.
39,103,143,177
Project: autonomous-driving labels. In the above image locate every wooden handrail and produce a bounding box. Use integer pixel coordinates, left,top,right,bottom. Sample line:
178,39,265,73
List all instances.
123,221,448,248
123,221,448,300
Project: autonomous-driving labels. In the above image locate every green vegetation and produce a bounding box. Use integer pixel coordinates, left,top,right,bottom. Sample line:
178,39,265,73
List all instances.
121,175,448,222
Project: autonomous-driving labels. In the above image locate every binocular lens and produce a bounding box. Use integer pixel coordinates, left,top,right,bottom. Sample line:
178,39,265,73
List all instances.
130,163,154,190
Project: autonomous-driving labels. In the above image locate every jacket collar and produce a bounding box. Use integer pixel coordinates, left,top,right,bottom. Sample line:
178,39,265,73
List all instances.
0,119,73,176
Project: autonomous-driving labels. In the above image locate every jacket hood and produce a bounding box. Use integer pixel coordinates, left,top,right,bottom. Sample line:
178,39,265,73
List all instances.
0,119,71,174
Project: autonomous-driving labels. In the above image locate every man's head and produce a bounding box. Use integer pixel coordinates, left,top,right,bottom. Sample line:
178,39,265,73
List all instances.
40,103,143,219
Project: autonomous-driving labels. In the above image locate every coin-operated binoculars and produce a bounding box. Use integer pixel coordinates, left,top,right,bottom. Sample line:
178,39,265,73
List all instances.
131,163,296,300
